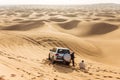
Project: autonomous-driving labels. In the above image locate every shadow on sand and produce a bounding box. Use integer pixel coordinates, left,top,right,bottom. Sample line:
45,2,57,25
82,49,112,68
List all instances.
52,62,74,73
42,58,74,73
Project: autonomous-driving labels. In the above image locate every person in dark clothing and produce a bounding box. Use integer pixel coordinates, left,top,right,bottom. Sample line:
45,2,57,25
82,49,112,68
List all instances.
71,52,75,66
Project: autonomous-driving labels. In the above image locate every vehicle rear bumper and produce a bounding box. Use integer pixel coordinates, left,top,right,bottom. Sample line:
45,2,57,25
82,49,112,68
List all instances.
55,59,71,62
55,59,64,62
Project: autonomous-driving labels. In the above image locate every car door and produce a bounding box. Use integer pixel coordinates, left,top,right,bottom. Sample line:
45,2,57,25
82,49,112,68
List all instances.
57,49,65,58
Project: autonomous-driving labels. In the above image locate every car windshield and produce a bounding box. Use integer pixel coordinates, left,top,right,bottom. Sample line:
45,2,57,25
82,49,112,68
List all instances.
57,49,70,54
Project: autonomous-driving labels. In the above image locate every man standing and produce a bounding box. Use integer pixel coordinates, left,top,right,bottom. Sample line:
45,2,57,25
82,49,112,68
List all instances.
71,52,75,66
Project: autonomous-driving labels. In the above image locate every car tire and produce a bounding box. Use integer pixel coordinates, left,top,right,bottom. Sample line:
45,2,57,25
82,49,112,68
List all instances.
65,62,70,66
48,53,51,60
51,57,55,64
63,53,71,62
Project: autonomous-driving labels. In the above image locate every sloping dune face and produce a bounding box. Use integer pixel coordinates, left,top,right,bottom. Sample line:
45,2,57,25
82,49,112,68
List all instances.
56,22,118,36
87,22,118,34
57,20,80,29
0,31,103,80
0,5,120,80
48,17,67,22
1,20,45,31
80,22,118,36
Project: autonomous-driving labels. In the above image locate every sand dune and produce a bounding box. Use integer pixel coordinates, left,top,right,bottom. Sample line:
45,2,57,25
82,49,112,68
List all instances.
48,17,67,22
0,4,120,80
63,14,78,17
55,21,118,37
81,22,118,36
1,20,45,31
57,20,80,29
0,31,104,80
105,18,120,22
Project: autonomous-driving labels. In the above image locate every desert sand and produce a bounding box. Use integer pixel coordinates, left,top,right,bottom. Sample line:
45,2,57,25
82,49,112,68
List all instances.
0,4,120,80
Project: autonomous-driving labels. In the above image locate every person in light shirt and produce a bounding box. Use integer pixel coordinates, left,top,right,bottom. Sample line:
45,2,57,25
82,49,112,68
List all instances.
79,60,86,70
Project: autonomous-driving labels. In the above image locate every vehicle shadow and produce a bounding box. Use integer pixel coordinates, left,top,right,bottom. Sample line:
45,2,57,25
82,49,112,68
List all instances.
42,58,74,73
52,62,74,73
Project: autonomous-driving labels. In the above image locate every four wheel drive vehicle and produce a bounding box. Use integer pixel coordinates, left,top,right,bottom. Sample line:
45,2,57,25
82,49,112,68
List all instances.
48,47,71,65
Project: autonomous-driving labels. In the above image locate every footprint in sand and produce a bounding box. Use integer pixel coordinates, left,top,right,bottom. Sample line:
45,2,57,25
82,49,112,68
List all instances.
103,75,113,78
87,79,92,80
113,72,117,74
107,76,113,78
0,75,5,80
54,70,57,72
17,56,27,59
37,75,41,78
95,77,101,79
96,69,100,72
21,74,24,77
116,77,120,79
96,74,100,76
109,70,118,74
11,74,16,77
102,69,108,72
16,68,20,70
31,77,36,80
109,70,113,73
54,78,57,80
37,72,41,74
0,77,5,80
88,72,93,75
26,72,31,75
103,76,107,78
37,72,44,77
41,58,51,65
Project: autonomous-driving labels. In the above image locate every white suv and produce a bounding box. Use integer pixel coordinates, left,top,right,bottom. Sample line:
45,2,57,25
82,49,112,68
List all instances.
48,47,71,65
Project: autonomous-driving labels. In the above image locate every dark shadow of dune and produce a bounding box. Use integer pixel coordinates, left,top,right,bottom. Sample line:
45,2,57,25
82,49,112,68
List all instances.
19,20,34,23
88,22,118,35
63,14,77,17
13,19,24,22
104,19,120,22
92,18,101,21
19,20,50,23
49,17,67,22
20,13,31,17
58,20,80,29
2,20,45,31
49,14,58,16
95,13,116,18
36,14,44,17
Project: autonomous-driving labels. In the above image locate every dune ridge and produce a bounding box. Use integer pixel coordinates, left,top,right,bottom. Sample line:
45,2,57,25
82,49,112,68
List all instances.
55,21,118,37
1,20,45,31
57,20,80,29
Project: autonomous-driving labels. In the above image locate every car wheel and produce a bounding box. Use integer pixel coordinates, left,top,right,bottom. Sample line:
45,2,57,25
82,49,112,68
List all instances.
65,62,70,66
48,53,51,60
51,57,55,64
63,53,71,62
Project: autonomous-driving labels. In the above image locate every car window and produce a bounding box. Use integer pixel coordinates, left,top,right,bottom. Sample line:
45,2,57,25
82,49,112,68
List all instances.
57,49,70,54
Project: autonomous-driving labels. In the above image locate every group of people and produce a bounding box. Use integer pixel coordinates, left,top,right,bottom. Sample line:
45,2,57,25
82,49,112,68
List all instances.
70,52,86,70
